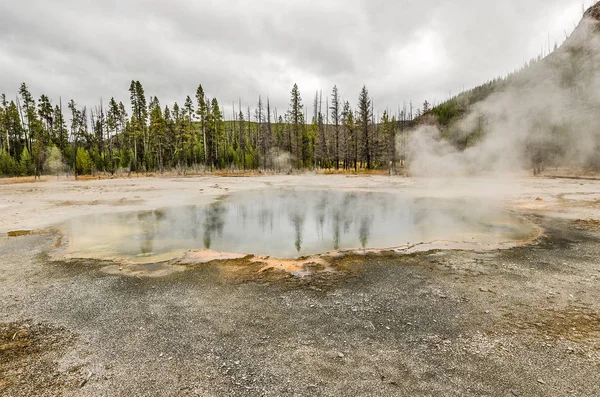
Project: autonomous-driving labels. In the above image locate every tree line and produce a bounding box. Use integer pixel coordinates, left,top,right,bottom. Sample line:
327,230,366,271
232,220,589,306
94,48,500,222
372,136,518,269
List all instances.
0,82,421,177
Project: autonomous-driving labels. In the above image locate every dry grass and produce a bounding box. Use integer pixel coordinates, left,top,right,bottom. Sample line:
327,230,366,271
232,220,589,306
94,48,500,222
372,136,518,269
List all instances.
0,167,411,186
0,176,52,185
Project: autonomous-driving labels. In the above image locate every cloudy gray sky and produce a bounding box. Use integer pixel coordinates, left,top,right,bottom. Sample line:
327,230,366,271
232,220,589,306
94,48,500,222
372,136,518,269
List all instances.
0,0,589,118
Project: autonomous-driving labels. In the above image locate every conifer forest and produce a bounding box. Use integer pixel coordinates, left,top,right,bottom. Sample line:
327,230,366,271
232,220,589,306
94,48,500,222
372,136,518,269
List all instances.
0,82,419,177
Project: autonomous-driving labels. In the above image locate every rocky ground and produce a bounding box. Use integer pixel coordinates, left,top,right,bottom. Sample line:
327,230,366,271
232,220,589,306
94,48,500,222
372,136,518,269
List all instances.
1,175,599,396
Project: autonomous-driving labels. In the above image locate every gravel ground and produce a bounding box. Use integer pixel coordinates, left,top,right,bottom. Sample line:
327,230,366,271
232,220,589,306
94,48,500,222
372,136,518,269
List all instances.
1,176,599,396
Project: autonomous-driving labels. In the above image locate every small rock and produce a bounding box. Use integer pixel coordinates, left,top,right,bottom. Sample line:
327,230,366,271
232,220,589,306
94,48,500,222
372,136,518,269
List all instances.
337,352,345,358
79,372,93,388
234,360,240,365
537,379,546,385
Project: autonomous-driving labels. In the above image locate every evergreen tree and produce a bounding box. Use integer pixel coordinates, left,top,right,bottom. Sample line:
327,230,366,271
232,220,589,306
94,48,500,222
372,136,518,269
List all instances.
148,96,166,171
195,85,207,167
18,83,36,152
184,95,194,165
289,84,303,169
357,85,372,169
37,95,53,141
330,85,341,170
423,100,430,113
19,146,34,176
128,80,147,171
53,104,67,156
0,148,18,176
342,101,356,171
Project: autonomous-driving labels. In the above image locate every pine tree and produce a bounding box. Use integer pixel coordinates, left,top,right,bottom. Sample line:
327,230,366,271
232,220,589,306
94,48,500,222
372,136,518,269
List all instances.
238,107,246,170
19,146,34,176
184,95,194,165
128,81,147,171
330,85,341,170
381,111,397,172
195,85,207,166
18,83,35,153
37,95,53,140
342,101,356,171
423,100,430,113
163,105,175,167
68,100,80,178
53,103,67,157
148,96,166,171
266,98,273,170
289,84,303,169
357,86,372,169
172,102,184,166
210,98,223,168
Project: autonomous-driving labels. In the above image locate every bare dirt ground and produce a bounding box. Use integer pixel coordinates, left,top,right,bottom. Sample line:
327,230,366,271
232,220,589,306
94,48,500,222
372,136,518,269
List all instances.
1,175,599,396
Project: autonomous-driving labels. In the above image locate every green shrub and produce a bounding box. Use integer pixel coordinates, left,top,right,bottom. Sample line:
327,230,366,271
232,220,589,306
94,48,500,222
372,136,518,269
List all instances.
19,147,34,176
0,150,19,176
76,148,93,174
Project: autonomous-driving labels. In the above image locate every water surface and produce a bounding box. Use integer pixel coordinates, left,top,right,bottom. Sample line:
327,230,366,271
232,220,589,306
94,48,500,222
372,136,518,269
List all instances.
60,189,535,262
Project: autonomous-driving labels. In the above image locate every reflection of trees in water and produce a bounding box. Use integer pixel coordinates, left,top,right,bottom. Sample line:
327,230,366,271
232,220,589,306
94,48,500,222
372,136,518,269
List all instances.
239,202,248,228
258,206,274,233
358,215,373,248
330,192,352,250
314,193,328,240
202,202,227,249
332,210,341,250
136,210,166,254
306,191,378,251
186,206,201,240
290,212,305,253
97,190,406,258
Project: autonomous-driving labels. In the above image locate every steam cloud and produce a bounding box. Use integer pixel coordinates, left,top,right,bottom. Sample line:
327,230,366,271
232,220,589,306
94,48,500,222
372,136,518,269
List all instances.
406,13,600,177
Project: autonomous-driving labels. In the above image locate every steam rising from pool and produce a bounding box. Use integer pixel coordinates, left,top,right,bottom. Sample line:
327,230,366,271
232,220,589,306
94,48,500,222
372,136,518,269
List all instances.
59,189,535,263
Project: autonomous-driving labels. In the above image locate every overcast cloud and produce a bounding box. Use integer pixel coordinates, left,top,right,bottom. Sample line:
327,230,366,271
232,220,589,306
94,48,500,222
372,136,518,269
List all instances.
0,0,588,118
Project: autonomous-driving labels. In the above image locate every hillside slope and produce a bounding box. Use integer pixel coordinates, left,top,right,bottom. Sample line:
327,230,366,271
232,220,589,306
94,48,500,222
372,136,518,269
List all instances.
407,2,600,176
429,2,600,131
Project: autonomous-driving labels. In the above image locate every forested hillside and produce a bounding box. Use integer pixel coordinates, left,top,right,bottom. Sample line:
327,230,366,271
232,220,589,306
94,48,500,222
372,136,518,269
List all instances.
424,1,600,173
0,82,415,177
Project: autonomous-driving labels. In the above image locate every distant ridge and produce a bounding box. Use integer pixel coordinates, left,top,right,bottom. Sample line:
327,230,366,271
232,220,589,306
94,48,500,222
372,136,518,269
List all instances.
426,1,600,131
